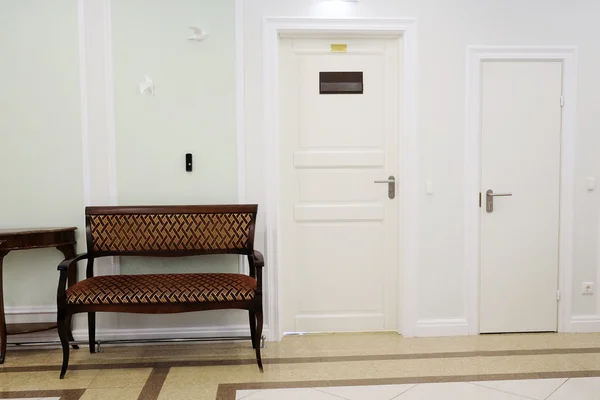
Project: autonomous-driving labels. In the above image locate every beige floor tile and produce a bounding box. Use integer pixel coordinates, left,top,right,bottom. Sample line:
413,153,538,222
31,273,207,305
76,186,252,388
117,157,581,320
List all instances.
372,357,482,378
47,347,146,361
157,383,219,400
470,354,585,374
566,353,600,370
0,370,99,391
79,387,143,400
406,335,518,353
88,368,152,389
163,361,380,387
515,333,600,350
163,357,484,388
0,350,54,367
70,357,149,365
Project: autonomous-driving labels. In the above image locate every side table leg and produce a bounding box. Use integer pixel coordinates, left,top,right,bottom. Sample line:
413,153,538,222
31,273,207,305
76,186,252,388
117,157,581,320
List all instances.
57,245,79,350
0,251,8,364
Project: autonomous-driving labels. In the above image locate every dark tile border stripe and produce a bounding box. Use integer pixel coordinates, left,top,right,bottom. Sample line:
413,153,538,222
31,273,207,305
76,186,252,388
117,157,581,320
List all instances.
137,367,170,400
215,370,600,400
0,389,85,400
2,346,600,374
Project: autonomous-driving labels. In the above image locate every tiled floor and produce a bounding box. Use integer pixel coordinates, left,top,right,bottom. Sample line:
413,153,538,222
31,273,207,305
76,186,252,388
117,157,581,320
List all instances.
236,377,600,399
2,332,600,399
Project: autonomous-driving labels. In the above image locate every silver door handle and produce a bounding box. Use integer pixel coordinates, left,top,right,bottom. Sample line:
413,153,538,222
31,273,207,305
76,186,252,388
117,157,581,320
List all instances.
374,176,396,199
486,189,512,213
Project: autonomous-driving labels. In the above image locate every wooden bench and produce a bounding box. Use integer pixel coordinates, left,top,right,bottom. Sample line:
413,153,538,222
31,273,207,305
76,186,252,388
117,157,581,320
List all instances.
56,205,264,378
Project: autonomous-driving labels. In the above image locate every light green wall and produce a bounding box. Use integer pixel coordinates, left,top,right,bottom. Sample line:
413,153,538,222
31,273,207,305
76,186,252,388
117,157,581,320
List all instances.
0,0,83,308
111,0,239,276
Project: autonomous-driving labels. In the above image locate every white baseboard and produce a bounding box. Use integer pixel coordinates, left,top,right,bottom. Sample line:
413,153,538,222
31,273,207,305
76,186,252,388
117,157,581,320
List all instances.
413,318,470,337
5,305,56,325
5,306,56,314
569,315,600,333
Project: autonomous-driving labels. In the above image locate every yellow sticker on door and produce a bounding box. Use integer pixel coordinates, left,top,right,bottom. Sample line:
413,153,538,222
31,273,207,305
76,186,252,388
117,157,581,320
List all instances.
331,44,348,53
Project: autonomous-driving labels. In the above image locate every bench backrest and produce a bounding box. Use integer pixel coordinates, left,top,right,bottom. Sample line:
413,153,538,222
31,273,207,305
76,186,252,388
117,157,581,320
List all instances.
85,205,257,257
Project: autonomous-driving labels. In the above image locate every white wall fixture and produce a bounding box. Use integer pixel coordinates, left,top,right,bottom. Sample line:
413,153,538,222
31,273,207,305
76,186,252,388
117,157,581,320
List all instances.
188,26,209,41
139,75,154,94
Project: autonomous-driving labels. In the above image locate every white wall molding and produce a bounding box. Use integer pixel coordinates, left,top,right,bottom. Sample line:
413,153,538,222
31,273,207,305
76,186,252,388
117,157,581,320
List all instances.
235,0,249,275
5,306,56,325
569,316,600,333
413,319,470,337
261,17,419,339
5,306,56,315
78,0,119,275
236,0,246,205
464,46,579,335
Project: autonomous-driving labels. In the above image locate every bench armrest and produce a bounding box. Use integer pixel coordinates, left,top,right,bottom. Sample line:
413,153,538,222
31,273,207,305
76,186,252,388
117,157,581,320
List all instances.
250,250,264,268
58,253,89,271
57,253,88,306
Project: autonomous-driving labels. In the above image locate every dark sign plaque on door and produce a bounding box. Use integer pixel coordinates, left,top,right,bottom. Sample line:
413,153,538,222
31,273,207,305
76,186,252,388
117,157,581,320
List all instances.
319,71,363,94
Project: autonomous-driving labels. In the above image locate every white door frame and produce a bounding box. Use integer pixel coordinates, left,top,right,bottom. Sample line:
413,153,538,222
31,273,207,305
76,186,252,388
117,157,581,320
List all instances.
262,17,420,340
464,46,578,335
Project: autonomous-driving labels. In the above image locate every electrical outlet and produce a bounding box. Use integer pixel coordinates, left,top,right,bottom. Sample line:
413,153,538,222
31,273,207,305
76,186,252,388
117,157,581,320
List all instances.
582,282,594,295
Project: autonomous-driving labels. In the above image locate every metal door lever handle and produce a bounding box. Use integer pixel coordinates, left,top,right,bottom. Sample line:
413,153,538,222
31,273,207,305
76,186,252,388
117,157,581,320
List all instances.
486,189,512,213
374,176,396,199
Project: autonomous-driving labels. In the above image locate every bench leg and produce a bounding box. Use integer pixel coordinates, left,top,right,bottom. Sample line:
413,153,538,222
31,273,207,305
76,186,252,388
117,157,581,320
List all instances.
88,312,96,354
57,309,70,379
66,315,79,350
254,311,263,372
248,311,256,349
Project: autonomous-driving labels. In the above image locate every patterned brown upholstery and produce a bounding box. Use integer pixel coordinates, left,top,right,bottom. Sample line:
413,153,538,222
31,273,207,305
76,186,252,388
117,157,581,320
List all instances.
66,273,257,305
89,213,253,253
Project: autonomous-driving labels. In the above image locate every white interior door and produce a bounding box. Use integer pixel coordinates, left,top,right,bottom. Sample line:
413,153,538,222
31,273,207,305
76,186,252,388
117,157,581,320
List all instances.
480,61,563,334
279,36,400,333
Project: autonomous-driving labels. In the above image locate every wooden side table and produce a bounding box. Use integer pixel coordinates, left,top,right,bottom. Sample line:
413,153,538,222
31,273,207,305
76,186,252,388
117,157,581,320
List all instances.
0,227,79,364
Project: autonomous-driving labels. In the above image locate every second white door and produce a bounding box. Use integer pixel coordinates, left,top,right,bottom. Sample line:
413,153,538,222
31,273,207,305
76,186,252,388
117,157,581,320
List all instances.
480,61,563,333
279,36,401,333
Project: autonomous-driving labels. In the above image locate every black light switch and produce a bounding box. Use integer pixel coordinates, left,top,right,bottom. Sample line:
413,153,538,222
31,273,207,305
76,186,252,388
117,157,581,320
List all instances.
186,153,193,172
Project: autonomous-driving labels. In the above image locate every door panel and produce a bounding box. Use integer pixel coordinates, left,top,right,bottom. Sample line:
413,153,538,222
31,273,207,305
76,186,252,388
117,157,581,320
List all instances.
279,37,400,333
480,61,562,333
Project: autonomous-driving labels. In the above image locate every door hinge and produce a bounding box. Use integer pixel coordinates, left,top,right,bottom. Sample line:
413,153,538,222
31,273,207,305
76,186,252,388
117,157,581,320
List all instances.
479,192,482,208
560,96,564,107
557,290,561,301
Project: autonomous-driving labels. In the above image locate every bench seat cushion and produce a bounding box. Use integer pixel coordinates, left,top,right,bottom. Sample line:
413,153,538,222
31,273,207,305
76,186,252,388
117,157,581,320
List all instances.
66,273,256,305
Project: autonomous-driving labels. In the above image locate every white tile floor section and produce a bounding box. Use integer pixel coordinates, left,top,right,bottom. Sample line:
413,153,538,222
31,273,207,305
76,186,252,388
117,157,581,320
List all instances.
236,377,600,399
